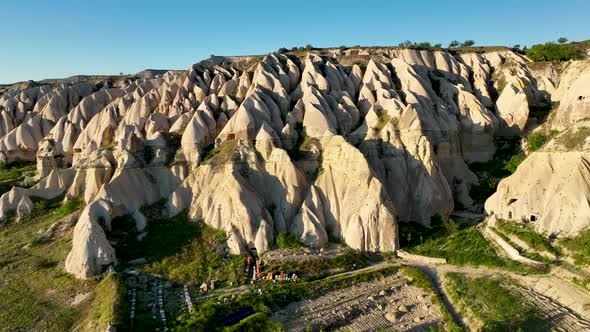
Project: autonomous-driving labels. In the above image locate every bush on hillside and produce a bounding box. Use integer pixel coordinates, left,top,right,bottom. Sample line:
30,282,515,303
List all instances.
527,132,548,151
526,42,579,62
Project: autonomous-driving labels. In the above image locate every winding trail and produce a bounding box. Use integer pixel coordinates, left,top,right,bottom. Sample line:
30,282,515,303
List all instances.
399,255,590,331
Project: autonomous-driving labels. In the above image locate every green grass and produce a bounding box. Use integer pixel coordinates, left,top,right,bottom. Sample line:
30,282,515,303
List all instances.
408,227,547,274
0,161,36,195
400,266,463,332
560,228,590,266
0,198,98,331
201,139,238,166
489,227,555,264
275,232,304,249
80,273,129,331
527,132,549,152
112,201,244,285
398,215,464,248
495,219,559,256
446,273,549,331
0,161,36,182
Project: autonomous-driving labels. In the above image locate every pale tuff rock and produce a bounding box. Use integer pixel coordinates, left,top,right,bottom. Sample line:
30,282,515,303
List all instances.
456,88,499,162
457,53,494,108
551,60,590,130
495,80,531,134
3,46,587,279
292,136,398,251
363,106,455,225
65,199,117,278
485,126,590,236
169,138,306,254
0,83,96,162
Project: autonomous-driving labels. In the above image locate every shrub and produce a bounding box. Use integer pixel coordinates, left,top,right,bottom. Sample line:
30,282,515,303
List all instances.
526,43,579,62
503,154,525,173
277,47,288,53
304,44,313,51
275,232,303,249
460,40,475,47
557,37,568,44
448,40,460,48
527,132,548,151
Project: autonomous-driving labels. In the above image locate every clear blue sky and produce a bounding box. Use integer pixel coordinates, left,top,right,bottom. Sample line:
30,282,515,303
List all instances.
2,0,589,84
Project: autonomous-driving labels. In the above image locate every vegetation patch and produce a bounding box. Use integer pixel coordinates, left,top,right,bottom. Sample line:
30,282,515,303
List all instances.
372,111,391,135
526,42,580,62
0,161,36,195
446,273,549,331
398,215,464,248
400,266,463,332
265,251,379,281
495,219,559,256
468,135,524,204
408,227,547,274
560,228,590,266
81,273,129,331
112,201,243,285
527,130,558,152
202,139,238,166
0,199,97,332
275,232,304,249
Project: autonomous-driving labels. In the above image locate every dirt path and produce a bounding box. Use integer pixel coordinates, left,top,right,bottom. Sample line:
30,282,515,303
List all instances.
400,256,590,331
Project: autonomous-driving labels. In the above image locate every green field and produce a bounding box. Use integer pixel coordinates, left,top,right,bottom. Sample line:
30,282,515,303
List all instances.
0,197,108,331
446,273,549,331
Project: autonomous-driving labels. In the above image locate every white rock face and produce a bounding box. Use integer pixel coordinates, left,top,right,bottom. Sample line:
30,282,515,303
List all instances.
65,199,116,278
551,60,590,130
2,46,577,279
495,81,530,134
291,136,398,251
486,121,590,236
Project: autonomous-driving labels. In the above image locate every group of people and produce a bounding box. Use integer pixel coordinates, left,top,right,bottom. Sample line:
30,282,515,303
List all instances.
244,256,300,283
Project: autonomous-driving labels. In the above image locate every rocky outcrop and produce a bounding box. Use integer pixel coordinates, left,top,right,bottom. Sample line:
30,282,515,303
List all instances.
551,60,590,130
1,46,571,279
485,121,590,236
291,136,398,251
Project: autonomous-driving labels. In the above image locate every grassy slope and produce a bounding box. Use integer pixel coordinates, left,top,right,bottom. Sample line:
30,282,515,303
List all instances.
0,162,36,195
408,227,547,274
0,198,98,332
495,219,559,256
446,273,549,331
560,228,590,266
112,200,244,286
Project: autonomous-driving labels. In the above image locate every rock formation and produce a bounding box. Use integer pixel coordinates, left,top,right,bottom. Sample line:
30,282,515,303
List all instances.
1,45,578,279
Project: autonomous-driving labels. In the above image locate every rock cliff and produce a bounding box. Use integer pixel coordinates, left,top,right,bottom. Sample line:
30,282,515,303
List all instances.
1,46,582,278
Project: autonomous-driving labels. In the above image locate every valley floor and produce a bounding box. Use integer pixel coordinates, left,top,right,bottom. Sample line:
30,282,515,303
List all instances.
4,196,590,332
